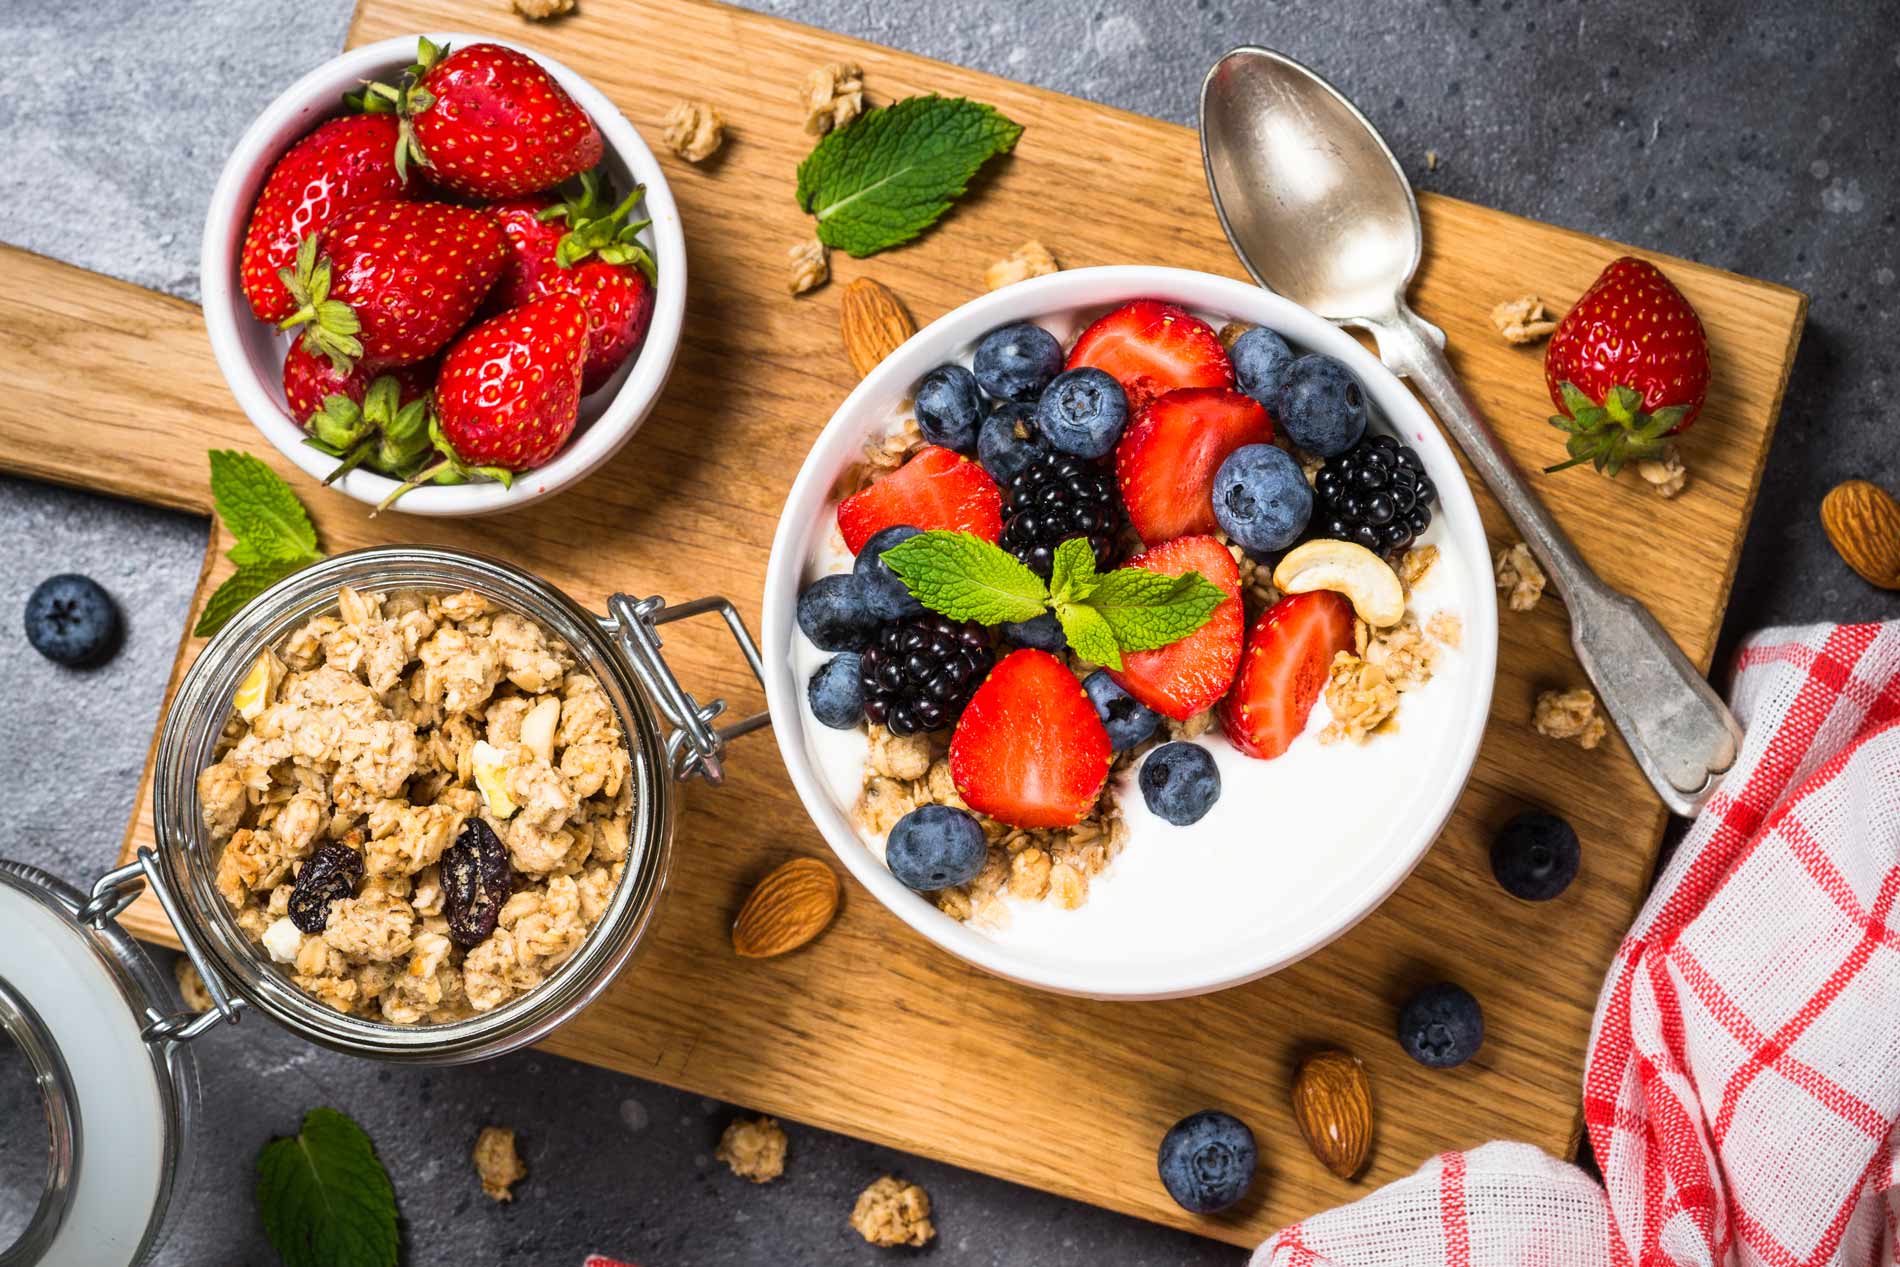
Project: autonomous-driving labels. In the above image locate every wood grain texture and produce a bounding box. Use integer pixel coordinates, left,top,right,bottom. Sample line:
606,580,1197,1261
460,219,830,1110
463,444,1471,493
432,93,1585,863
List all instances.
0,0,1805,1244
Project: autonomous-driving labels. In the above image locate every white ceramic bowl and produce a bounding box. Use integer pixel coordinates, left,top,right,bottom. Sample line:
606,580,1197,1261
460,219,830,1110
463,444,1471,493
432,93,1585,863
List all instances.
200,33,686,516
763,267,1498,999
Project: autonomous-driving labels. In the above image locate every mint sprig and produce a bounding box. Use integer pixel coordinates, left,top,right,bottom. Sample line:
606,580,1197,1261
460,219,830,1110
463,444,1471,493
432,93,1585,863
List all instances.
256,1107,399,1267
197,451,326,637
880,531,1227,671
795,96,1023,258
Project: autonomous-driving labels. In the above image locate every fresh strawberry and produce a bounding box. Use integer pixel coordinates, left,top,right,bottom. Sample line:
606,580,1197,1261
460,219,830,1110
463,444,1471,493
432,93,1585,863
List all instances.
950,649,1112,829
433,293,590,471
238,114,412,323
836,446,1003,554
1066,300,1233,411
487,172,658,394
1114,388,1273,544
278,201,508,371
360,39,603,199
1543,256,1712,475
1105,535,1244,720
1218,590,1355,760
281,339,432,424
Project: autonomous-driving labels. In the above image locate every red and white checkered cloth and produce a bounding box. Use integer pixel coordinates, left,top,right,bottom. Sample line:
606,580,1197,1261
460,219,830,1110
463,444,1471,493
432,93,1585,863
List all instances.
1256,621,1900,1267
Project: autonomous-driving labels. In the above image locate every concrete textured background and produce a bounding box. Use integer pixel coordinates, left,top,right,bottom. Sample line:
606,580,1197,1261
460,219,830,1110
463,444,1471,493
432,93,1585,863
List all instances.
1,0,1896,1262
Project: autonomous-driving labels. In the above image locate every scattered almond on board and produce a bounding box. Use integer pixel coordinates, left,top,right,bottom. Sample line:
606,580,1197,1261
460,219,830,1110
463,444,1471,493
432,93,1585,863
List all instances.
839,278,917,378
1290,1050,1374,1180
1820,479,1900,589
732,857,841,956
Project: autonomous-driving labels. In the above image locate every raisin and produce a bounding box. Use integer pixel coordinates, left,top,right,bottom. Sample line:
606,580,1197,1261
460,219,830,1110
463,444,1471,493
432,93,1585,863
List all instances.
442,819,512,947
287,842,365,933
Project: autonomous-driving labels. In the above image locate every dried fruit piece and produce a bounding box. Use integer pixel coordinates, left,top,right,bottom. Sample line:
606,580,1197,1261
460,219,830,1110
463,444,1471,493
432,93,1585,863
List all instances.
732,857,841,957
839,278,916,378
1820,479,1900,590
287,841,365,933
442,819,513,946
1290,1051,1374,1180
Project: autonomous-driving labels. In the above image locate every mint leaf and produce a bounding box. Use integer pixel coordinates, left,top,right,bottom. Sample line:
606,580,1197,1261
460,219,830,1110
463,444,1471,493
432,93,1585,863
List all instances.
881,530,1048,624
795,96,1023,258
195,559,307,638
1053,599,1121,669
209,450,322,565
1087,568,1229,653
256,1108,399,1267
1047,537,1101,609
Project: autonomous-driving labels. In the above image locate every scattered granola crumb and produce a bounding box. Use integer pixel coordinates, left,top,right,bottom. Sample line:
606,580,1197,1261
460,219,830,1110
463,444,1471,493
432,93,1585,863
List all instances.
715,1116,787,1183
1425,149,1440,171
174,956,213,1011
1319,652,1399,745
1218,320,1256,352
510,0,574,18
788,237,830,296
851,1176,935,1247
473,1126,528,1202
984,240,1060,291
1534,688,1607,749
1494,542,1547,612
1398,544,1439,593
1426,610,1463,648
660,99,725,162
801,62,864,136
1362,615,1437,692
1635,444,1688,498
1490,296,1558,345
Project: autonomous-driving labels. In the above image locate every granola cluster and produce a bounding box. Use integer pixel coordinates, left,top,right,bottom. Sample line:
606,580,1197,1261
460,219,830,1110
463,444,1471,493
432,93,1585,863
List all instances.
715,1115,788,1183
1534,687,1608,749
1494,542,1547,612
473,1126,528,1201
851,1176,935,1247
660,99,726,162
983,240,1060,291
197,587,631,1025
1318,548,1459,745
800,62,864,136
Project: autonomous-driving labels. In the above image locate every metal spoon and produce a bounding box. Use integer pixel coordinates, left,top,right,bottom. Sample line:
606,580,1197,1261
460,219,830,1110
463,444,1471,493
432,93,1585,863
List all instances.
1199,45,1740,817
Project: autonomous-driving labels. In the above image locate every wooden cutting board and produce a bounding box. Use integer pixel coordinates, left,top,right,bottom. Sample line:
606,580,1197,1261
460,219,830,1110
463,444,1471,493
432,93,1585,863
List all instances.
0,0,1805,1245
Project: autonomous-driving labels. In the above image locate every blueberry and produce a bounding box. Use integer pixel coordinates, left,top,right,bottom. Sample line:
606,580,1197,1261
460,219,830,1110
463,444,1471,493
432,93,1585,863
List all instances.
1035,367,1129,459
1230,326,1295,409
1276,354,1369,458
795,573,878,651
807,654,864,729
1083,671,1160,752
913,364,982,453
24,574,122,667
1000,611,1067,652
1397,982,1484,1068
977,402,1050,484
854,524,923,621
972,322,1063,403
885,804,988,891
1156,1110,1256,1214
1138,742,1220,826
1489,810,1581,901
1212,444,1313,553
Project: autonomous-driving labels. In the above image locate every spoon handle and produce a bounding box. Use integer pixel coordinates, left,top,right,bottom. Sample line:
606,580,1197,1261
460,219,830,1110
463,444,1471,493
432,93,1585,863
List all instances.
1370,308,1741,817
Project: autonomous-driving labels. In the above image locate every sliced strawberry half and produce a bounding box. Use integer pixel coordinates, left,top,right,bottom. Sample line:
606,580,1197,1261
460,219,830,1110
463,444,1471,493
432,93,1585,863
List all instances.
1066,299,1234,411
950,649,1112,829
1116,388,1274,544
1219,590,1356,760
1106,535,1244,721
836,445,1003,554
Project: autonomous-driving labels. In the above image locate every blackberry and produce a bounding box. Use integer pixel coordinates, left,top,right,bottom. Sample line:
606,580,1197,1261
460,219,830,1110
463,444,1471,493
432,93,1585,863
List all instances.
997,454,1121,578
859,614,993,736
1311,433,1437,556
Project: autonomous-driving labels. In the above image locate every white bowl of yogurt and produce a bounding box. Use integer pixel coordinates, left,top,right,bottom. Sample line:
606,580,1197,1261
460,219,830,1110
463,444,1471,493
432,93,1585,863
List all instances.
761,266,1496,999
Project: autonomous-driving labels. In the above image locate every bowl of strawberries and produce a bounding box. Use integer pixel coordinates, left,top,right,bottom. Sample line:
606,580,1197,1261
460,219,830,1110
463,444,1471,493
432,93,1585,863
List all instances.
202,33,685,515
763,267,1498,998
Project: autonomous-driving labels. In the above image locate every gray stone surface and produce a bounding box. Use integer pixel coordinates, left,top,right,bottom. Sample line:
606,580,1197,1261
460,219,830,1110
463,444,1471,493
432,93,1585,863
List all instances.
1,0,1896,1262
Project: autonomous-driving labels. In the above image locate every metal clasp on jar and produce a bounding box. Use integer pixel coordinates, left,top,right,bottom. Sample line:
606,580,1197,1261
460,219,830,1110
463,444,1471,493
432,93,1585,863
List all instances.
602,594,770,784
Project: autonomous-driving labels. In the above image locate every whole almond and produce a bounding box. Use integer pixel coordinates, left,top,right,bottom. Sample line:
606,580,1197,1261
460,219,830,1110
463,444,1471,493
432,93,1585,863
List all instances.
839,278,916,379
1821,480,1900,590
1290,1050,1374,1181
732,857,841,957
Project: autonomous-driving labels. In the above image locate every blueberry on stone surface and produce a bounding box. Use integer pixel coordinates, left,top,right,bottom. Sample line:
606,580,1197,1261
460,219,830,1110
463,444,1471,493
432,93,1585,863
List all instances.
977,401,1050,485
807,654,864,729
795,573,878,652
1212,444,1313,553
1138,742,1221,826
972,322,1063,402
23,573,122,667
853,524,923,621
1397,982,1485,1069
1000,611,1067,653
1083,671,1160,752
886,804,988,891
1489,810,1581,901
1276,353,1369,458
1035,367,1129,459
1230,326,1296,409
1157,1110,1257,1214
913,364,983,452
